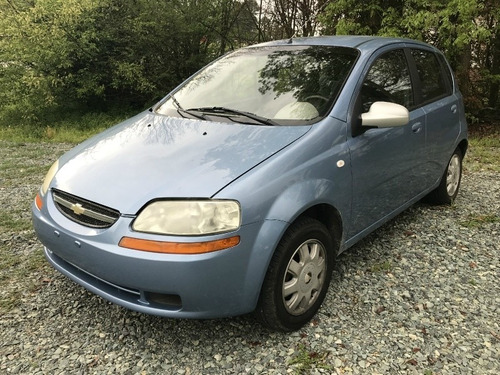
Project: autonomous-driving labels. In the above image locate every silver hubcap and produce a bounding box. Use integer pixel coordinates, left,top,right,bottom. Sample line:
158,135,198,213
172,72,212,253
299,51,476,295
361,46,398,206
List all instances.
446,154,461,196
282,239,327,316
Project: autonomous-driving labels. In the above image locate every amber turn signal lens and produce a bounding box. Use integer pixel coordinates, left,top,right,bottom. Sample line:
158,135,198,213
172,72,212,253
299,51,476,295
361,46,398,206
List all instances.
35,193,43,211
118,235,240,254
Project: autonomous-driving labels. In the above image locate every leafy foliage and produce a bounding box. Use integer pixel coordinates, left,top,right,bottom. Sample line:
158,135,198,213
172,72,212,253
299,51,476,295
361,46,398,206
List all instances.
320,0,500,113
0,0,498,125
0,0,258,122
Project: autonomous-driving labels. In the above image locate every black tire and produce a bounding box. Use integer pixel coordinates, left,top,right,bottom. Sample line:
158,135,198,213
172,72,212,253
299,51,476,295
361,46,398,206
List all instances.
427,148,463,205
255,217,334,332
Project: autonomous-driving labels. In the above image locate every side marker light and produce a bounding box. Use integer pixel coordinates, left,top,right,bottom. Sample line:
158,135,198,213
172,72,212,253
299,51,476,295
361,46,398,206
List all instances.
35,193,43,211
118,236,240,254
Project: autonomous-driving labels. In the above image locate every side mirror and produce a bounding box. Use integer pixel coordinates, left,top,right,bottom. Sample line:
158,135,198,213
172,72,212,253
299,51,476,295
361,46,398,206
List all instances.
361,101,409,128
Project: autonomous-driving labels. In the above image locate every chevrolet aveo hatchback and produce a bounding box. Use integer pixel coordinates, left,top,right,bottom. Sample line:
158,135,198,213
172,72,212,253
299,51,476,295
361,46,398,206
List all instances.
33,36,468,331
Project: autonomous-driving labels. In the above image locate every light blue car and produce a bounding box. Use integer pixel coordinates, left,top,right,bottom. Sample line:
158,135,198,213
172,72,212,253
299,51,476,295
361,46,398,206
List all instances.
32,36,468,331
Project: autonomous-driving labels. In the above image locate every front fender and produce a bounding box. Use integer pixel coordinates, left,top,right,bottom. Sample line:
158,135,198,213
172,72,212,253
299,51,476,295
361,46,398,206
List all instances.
265,178,350,228
215,118,352,247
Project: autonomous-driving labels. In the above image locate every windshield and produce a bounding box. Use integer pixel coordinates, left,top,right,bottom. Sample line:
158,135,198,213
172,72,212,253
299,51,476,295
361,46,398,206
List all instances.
156,45,358,125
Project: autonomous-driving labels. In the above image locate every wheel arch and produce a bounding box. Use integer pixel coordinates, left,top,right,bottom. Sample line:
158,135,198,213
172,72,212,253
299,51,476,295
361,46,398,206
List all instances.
262,178,349,257
294,204,343,256
457,138,468,157
251,202,344,315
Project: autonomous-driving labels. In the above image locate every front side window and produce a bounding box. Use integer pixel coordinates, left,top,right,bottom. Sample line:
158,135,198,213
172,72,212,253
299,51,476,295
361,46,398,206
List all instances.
361,49,414,112
156,46,358,125
411,49,450,103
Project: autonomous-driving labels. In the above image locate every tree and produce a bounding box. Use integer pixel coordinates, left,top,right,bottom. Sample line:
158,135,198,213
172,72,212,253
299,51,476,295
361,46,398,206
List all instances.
0,0,497,122
320,0,500,112
252,0,327,40
0,0,260,121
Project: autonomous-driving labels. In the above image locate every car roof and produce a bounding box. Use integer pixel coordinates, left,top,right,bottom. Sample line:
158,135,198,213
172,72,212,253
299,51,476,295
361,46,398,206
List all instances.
253,35,435,54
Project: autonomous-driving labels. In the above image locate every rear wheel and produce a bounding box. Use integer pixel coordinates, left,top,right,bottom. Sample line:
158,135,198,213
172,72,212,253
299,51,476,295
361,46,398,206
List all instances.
255,217,334,331
427,148,463,204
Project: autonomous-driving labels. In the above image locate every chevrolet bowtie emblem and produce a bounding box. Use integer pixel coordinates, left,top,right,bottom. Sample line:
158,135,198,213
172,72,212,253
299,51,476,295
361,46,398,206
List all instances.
71,203,86,215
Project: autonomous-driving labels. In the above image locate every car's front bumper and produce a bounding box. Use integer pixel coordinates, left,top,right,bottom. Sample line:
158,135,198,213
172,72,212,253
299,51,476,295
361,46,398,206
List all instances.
32,197,287,319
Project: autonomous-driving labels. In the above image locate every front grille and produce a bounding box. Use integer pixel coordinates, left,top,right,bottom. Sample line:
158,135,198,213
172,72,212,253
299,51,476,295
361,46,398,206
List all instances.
52,189,120,228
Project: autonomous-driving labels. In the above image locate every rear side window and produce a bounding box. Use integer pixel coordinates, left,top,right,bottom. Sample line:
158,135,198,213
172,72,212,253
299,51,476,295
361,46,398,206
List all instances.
411,49,451,103
361,49,414,112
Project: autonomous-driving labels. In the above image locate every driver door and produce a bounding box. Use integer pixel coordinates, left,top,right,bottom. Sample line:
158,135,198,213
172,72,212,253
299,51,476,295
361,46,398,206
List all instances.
347,48,426,238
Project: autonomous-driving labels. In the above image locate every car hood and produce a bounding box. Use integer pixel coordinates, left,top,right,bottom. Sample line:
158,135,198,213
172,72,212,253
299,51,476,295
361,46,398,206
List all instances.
52,112,310,214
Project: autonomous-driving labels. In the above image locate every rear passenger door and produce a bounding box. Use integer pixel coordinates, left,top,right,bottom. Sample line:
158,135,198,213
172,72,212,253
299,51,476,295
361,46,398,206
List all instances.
410,48,460,186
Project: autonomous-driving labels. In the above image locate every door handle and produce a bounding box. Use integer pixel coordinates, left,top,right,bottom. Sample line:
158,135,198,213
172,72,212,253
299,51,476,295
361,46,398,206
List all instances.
411,122,422,134
451,104,457,114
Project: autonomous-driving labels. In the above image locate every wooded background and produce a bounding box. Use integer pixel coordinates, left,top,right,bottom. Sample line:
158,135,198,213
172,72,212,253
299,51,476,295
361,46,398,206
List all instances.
1,0,498,124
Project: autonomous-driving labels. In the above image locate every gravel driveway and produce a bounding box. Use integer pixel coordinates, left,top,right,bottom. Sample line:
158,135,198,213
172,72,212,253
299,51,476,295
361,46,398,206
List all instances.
1,141,499,374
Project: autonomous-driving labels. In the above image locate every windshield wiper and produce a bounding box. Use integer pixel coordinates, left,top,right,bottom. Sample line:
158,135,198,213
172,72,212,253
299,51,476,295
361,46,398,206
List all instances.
170,95,207,121
187,106,276,126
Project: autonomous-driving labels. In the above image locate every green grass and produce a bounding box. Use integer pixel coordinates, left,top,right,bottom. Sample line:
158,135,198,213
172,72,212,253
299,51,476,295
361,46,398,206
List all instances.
0,124,108,144
0,109,134,144
288,344,331,374
0,210,34,232
459,213,500,228
369,260,393,273
468,278,478,286
466,124,500,173
0,161,52,186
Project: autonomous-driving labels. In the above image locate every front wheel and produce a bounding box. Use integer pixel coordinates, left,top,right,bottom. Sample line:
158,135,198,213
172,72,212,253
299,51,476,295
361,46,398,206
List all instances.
427,148,463,204
255,217,334,331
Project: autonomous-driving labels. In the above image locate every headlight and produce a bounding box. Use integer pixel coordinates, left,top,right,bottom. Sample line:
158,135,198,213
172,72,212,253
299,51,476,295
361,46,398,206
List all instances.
41,160,59,195
133,200,241,235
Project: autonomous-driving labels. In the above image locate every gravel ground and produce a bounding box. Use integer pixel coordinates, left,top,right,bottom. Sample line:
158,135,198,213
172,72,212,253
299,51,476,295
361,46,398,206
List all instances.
1,140,499,374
